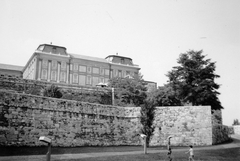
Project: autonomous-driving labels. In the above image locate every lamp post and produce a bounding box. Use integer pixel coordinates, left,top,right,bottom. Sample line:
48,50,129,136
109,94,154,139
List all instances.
39,136,52,161
140,134,147,154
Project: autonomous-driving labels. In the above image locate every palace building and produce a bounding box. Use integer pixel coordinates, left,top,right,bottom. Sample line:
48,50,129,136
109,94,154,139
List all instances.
22,44,141,87
0,43,157,90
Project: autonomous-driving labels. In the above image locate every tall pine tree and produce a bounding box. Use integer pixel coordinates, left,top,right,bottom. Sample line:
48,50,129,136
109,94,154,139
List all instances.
166,50,223,110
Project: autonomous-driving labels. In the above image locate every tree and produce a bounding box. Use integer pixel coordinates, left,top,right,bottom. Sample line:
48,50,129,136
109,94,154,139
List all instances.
151,84,181,106
42,84,63,98
140,95,156,147
108,74,156,145
233,119,240,125
108,74,148,107
166,50,223,110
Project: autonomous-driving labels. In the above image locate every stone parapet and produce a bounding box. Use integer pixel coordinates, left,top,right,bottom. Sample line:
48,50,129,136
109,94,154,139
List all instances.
0,90,141,147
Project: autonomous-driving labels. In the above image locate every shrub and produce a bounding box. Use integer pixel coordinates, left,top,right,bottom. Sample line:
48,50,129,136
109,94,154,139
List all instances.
42,84,63,98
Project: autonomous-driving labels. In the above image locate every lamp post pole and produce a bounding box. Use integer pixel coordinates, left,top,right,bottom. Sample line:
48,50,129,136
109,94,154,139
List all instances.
39,136,52,161
46,143,51,161
112,88,114,106
144,136,147,154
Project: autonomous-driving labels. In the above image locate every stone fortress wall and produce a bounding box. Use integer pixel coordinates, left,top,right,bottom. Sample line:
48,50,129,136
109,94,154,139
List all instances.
0,90,141,147
0,86,230,147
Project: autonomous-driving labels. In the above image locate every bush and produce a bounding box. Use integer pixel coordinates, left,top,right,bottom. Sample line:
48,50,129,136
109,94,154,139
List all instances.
42,84,63,98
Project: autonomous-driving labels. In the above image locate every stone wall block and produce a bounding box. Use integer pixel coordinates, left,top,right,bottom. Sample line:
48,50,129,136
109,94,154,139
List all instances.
151,106,213,146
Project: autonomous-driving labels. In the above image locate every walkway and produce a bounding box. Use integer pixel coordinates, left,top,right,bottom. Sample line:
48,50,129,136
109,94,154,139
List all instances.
1,134,240,161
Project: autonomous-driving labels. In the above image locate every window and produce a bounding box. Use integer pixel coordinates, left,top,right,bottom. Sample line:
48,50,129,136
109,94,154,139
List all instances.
73,73,78,83
37,45,44,51
92,77,99,86
79,65,86,72
61,61,66,69
93,67,99,74
41,69,47,80
42,60,48,68
73,64,78,71
79,75,86,85
60,72,66,82
87,76,92,85
100,68,104,75
114,70,117,77
87,67,92,73
52,47,57,54
52,61,57,69
118,70,122,77
105,69,109,76
51,71,57,81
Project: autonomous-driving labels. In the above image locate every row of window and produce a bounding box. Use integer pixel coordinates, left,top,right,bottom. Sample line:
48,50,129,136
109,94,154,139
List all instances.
41,59,110,76
40,59,138,86
41,69,108,86
72,73,109,85
71,64,109,76
42,60,67,70
41,69,135,81
111,69,137,78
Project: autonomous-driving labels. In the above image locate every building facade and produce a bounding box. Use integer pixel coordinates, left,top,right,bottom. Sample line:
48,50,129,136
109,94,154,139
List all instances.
0,63,23,78
22,44,140,87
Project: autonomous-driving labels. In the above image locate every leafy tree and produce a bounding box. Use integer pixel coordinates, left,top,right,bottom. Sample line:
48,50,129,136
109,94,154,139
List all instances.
166,50,223,110
42,84,62,98
140,95,156,147
108,74,155,146
233,119,240,125
108,74,148,107
151,84,181,106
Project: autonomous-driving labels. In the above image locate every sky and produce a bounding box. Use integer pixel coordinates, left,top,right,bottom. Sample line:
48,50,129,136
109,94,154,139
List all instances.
0,0,239,126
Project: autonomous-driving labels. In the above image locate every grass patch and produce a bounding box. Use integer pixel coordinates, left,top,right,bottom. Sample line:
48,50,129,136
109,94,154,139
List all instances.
56,148,240,161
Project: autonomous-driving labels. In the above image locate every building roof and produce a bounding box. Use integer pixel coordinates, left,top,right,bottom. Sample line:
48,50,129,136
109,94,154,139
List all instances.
0,63,24,71
105,55,133,60
38,44,67,50
69,53,108,63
